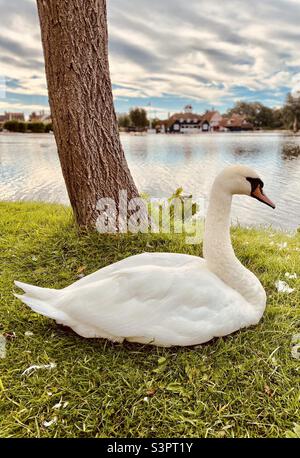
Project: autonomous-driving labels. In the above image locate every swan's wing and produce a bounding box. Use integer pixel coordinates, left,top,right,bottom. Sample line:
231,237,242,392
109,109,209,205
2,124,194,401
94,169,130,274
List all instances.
58,261,258,347
65,252,203,290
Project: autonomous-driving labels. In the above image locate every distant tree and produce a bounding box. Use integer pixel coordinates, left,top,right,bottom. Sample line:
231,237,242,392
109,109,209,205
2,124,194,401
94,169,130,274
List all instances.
118,114,130,129
36,0,140,228
27,122,45,133
18,122,27,133
4,120,27,133
228,101,275,129
227,101,257,122
282,93,300,132
255,105,275,129
4,120,18,132
129,108,149,130
272,108,285,129
151,118,161,129
44,122,53,133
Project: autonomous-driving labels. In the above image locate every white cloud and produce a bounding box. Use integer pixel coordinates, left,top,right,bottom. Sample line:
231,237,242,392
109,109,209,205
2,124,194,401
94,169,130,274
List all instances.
0,99,47,112
0,0,299,114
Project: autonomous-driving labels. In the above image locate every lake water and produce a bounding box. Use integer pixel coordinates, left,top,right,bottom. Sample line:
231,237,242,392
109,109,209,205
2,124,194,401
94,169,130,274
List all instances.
0,132,300,231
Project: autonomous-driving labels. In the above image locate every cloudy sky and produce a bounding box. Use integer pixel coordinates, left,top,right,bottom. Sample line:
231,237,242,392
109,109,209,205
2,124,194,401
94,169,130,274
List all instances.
0,0,300,118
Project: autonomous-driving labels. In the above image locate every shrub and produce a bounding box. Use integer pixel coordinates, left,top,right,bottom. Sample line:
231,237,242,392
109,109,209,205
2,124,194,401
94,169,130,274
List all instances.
4,120,27,133
27,122,45,133
44,122,53,133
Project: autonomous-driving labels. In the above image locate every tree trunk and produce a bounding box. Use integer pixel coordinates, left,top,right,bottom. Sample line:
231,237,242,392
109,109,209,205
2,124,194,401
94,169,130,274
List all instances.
36,0,140,228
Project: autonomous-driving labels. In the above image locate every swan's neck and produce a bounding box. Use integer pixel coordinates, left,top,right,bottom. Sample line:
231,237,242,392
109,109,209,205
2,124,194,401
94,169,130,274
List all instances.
203,183,266,312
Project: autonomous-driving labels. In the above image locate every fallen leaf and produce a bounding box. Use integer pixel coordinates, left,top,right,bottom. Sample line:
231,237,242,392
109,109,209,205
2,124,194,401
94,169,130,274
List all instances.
43,417,57,428
285,272,298,279
3,332,16,340
146,388,156,397
291,340,300,360
291,334,300,345
77,265,87,274
291,346,300,360
278,242,288,250
275,280,294,294
264,384,273,397
53,402,63,410
25,331,34,337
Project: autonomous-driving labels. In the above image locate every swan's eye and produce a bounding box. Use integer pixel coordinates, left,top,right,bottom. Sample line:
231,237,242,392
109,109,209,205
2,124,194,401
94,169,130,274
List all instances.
246,177,264,193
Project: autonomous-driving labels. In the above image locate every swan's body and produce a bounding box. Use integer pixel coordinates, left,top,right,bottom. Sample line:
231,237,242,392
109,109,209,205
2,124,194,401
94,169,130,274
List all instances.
15,165,275,347
15,252,263,347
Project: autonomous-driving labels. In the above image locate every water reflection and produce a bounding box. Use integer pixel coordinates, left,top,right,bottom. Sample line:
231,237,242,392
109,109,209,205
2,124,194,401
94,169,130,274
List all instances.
183,143,193,162
0,132,300,231
281,143,300,160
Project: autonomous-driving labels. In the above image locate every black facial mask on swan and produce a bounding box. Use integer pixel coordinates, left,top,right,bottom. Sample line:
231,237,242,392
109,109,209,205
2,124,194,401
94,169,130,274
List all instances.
246,177,276,209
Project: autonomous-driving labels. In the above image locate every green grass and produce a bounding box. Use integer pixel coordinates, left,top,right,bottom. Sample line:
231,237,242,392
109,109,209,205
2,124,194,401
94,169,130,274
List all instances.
0,201,299,438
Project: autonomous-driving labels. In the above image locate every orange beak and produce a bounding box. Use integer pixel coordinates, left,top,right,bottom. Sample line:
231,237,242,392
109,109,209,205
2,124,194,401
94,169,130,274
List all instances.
252,186,276,209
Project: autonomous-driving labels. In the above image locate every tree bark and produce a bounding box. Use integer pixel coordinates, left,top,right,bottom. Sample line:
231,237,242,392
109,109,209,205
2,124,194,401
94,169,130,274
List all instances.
36,0,140,228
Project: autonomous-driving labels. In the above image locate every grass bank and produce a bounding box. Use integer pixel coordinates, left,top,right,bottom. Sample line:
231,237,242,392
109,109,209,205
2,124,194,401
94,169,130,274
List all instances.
0,202,299,438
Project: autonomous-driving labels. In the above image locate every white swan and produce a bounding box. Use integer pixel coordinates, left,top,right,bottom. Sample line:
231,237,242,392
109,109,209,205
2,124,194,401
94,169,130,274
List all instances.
15,165,275,347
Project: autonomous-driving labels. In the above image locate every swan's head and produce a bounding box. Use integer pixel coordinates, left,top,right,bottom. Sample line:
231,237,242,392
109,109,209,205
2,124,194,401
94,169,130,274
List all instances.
215,164,276,209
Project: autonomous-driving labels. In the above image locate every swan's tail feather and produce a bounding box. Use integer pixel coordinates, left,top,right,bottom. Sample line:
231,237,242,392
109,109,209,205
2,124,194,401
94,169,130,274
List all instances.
14,281,68,323
14,293,68,322
14,281,59,301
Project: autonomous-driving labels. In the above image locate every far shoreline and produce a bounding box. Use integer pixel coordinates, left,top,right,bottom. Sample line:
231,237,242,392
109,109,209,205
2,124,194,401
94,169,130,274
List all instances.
1,130,300,136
